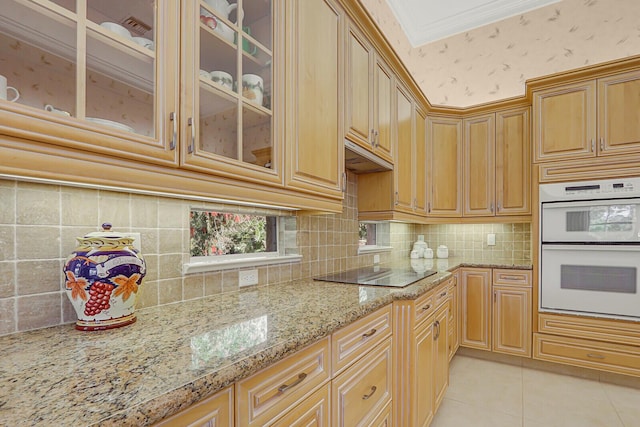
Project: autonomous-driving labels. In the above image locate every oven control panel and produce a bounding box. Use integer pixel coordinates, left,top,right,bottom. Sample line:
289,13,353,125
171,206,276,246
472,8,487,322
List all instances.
540,177,640,202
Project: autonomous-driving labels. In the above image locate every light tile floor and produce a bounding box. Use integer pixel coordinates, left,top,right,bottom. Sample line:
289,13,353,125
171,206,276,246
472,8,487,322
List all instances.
431,355,640,427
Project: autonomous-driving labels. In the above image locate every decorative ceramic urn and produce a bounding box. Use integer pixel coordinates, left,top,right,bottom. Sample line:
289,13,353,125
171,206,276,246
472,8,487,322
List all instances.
63,223,146,331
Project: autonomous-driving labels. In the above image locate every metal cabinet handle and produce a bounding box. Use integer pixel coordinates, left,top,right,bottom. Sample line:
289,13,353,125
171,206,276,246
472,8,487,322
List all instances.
374,130,379,147
428,202,431,213
433,320,440,340
421,304,431,311
187,117,195,154
395,191,399,206
500,275,522,281
591,139,595,152
342,172,347,192
600,137,604,151
587,353,605,360
494,291,497,303
362,386,377,400
277,372,307,393
370,129,375,147
169,112,177,150
490,202,494,213
362,328,377,339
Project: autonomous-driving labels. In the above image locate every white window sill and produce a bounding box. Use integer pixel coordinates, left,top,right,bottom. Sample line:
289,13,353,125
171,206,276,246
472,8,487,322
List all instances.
357,245,393,255
183,254,303,274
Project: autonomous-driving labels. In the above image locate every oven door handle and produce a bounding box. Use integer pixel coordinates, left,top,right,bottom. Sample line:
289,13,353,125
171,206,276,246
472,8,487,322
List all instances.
542,244,640,252
541,198,640,209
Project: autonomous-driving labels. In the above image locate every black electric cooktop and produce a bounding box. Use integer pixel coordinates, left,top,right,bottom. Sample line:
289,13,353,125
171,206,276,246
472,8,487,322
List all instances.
314,266,437,288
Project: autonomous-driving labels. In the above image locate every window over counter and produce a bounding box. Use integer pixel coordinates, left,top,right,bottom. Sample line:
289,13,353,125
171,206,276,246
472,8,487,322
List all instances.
185,207,300,273
358,221,392,254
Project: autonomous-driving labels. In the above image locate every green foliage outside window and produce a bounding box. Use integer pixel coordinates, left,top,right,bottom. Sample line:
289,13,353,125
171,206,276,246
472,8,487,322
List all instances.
190,211,267,257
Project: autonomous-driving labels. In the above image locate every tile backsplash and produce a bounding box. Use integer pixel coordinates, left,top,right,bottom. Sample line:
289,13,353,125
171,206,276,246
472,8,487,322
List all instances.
0,173,530,336
415,223,531,260
0,173,410,336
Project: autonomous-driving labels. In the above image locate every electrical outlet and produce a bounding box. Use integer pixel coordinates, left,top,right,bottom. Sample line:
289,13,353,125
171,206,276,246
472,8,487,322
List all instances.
487,233,496,246
373,254,380,264
239,269,259,287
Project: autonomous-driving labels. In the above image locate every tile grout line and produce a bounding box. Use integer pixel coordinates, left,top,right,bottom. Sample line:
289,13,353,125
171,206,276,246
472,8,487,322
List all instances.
601,381,628,427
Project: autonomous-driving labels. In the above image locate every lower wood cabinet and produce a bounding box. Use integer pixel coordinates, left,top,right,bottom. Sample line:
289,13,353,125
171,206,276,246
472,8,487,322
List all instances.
394,277,453,427
535,312,640,377
460,267,532,357
332,337,393,426
271,383,331,427
153,386,234,427
236,337,331,427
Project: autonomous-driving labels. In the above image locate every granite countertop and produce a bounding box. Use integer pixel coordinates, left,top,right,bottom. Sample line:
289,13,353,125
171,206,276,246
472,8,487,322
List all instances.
0,258,531,426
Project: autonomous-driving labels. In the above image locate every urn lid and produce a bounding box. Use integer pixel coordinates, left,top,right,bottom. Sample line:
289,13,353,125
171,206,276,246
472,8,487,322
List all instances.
79,223,134,245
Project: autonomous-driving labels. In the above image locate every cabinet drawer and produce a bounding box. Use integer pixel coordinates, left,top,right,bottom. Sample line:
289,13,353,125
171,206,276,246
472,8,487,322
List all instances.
433,282,450,309
370,401,392,427
332,305,392,375
236,337,331,427
538,313,640,347
492,269,531,287
272,383,331,427
154,386,233,427
534,333,640,377
332,337,393,427
414,292,435,326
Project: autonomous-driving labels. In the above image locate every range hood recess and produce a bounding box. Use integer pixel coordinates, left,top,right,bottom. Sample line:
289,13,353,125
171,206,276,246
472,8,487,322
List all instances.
344,139,393,174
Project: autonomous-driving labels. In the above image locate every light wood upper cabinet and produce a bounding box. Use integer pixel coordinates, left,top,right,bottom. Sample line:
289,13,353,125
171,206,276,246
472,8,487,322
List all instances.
344,22,394,164
598,70,640,156
463,113,495,217
460,268,492,350
0,0,180,164
345,24,372,146
395,83,414,213
496,107,531,215
463,107,531,217
534,69,640,163
427,116,463,217
533,80,596,162
283,0,344,199
414,105,428,215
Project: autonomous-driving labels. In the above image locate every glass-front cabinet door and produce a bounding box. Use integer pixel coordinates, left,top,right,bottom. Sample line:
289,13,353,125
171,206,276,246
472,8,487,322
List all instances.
0,0,179,164
181,0,281,186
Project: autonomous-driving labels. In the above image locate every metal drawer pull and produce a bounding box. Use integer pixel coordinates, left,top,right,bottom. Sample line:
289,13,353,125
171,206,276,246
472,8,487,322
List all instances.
362,386,377,400
421,304,431,311
277,372,307,393
362,328,377,339
169,112,177,150
439,291,447,298
187,117,195,154
586,353,605,360
500,275,522,281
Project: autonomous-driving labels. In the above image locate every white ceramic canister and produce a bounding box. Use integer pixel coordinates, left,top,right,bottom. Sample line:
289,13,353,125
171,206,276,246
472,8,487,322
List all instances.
423,247,434,259
437,245,449,258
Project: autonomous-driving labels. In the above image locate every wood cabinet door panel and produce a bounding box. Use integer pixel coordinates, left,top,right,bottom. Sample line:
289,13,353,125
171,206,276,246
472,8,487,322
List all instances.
496,107,531,215
463,113,495,216
598,70,640,156
533,81,596,162
427,116,462,216
394,84,414,213
433,304,449,412
414,106,427,214
493,286,531,357
374,58,394,163
414,318,435,427
460,268,491,350
284,0,343,198
346,24,372,148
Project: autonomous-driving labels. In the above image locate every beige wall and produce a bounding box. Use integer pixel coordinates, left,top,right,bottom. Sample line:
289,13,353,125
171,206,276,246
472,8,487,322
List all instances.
361,0,640,107
0,173,411,336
